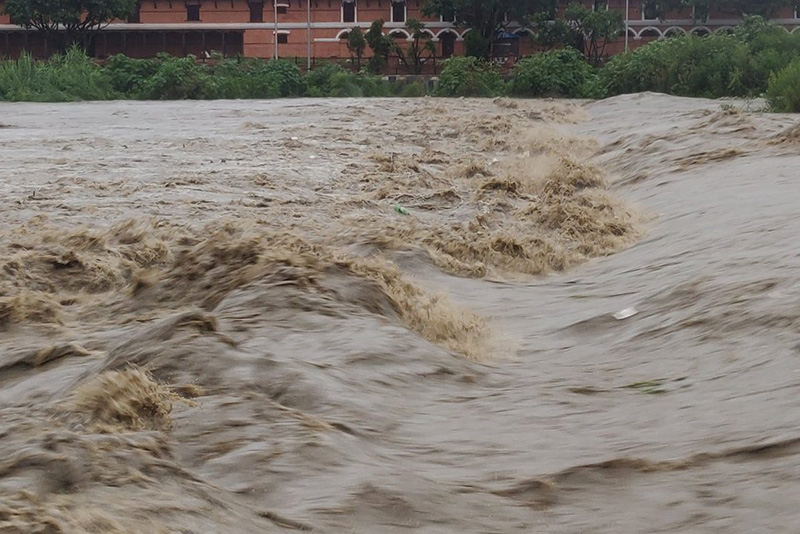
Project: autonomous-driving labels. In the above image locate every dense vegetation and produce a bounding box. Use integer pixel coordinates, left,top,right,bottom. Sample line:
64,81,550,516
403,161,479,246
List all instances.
0,50,405,101
2,17,800,110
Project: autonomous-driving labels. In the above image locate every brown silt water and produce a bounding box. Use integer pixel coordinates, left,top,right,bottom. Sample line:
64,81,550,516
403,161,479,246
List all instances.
1,94,799,533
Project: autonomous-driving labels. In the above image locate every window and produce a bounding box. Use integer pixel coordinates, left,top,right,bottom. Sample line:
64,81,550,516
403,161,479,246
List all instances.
277,3,288,14
642,1,658,20
186,2,201,21
440,31,456,58
592,0,608,11
249,1,264,22
391,1,406,23
343,0,356,23
639,27,660,38
277,33,288,44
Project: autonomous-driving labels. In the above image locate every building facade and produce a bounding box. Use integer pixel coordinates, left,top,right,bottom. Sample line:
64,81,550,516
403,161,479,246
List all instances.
1,0,800,65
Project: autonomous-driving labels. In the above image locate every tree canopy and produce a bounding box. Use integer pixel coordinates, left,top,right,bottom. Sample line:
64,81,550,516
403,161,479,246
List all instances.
4,0,138,50
365,19,393,74
423,0,555,56
395,19,436,74
346,27,367,70
643,0,794,19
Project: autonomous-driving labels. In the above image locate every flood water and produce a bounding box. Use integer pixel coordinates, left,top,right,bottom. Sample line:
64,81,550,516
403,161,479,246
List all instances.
1,94,799,533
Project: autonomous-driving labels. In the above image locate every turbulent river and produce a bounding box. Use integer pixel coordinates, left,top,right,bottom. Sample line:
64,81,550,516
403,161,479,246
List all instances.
1,94,799,533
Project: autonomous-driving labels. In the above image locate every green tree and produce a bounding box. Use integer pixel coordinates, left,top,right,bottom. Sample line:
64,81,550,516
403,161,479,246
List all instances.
530,13,576,51
463,30,491,58
4,0,138,52
395,19,436,74
766,58,800,112
347,27,367,70
564,3,623,64
642,0,793,20
423,0,553,58
365,19,393,74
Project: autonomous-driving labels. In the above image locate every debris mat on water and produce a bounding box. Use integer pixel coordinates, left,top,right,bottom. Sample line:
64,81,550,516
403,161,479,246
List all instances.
346,155,639,279
70,367,182,432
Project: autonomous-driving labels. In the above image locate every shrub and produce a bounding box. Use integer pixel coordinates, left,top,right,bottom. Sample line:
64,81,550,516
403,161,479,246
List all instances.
599,17,800,99
601,34,750,98
766,59,800,112
329,71,390,97
256,59,304,97
509,48,600,98
104,54,159,96
436,56,504,97
398,81,427,97
303,62,389,97
736,16,800,91
303,62,348,96
139,54,214,100
211,58,303,99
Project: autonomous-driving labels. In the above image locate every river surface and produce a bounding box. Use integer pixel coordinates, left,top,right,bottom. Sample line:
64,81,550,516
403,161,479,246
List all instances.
1,95,799,533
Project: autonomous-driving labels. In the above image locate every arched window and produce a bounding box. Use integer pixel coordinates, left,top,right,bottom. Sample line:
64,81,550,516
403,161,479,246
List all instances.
440,31,456,58
639,27,661,39
389,29,409,40
664,27,686,38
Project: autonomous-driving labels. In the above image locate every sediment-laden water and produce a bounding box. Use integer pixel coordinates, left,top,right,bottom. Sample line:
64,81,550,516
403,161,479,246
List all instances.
1,94,798,533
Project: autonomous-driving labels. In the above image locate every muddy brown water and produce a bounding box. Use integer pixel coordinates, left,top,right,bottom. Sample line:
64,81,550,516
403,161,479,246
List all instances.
1,95,800,533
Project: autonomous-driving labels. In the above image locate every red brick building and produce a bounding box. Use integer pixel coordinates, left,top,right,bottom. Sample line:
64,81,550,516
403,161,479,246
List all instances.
1,0,799,64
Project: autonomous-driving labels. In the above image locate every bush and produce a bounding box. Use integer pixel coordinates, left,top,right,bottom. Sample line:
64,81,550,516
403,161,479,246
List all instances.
104,54,159,96
211,58,303,99
303,62,390,97
601,34,750,98
509,48,600,98
138,54,214,99
766,59,800,112
303,62,348,96
436,56,504,97
735,16,800,91
599,17,800,99
330,71,389,97
398,81,427,97
254,59,304,97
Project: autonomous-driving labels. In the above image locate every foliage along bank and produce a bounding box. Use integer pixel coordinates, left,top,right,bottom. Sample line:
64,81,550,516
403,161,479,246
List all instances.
2,16,800,111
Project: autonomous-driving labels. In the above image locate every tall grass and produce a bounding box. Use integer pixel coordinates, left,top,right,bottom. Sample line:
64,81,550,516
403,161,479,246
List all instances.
0,47,117,101
0,47,400,102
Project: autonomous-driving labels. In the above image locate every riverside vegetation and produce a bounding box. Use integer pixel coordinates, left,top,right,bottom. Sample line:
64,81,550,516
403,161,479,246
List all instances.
2,16,800,110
